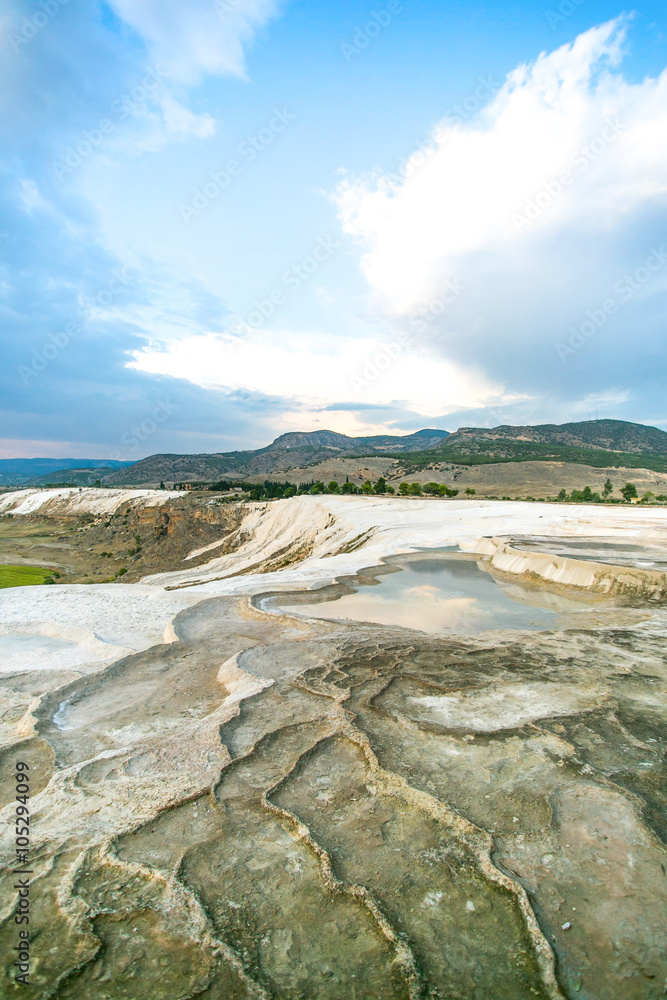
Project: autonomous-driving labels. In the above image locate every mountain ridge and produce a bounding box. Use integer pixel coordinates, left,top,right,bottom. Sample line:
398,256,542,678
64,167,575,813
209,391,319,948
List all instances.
6,420,667,487
0,458,133,487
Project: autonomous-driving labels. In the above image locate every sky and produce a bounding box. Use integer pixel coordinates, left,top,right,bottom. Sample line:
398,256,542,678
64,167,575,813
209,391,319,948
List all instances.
1,0,666,460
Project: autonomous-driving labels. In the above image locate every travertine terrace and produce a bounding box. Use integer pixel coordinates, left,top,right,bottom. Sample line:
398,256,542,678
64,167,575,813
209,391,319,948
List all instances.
1,492,666,999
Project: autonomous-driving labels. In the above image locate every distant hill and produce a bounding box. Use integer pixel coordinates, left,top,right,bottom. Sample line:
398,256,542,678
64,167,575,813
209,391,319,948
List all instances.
444,419,667,455
7,420,667,489
28,467,123,487
99,429,450,485
0,458,133,487
392,420,667,474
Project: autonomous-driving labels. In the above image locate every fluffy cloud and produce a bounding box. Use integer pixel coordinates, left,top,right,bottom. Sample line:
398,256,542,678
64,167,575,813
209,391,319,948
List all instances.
106,0,281,83
334,17,667,318
129,329,519,436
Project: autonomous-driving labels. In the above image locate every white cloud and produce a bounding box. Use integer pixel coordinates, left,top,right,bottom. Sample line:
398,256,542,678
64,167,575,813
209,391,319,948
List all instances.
129,329,519,435
107,0,281,83
334,17,667,318
158,95,216,138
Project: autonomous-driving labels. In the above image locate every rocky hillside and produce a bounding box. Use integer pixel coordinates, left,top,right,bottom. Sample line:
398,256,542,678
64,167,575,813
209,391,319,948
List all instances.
445,419,667,455
92,429,450,486
13,420,667,488
394,419,667,474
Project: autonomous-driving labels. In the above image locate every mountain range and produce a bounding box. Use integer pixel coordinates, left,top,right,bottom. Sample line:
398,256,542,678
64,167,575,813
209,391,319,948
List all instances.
0,458,133,487
4,420,667,487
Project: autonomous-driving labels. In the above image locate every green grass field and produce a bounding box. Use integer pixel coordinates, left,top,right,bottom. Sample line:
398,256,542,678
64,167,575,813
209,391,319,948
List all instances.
0,564,54,588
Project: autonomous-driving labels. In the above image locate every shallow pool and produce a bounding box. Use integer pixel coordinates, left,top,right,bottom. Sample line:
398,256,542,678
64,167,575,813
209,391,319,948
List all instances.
279,554,595,635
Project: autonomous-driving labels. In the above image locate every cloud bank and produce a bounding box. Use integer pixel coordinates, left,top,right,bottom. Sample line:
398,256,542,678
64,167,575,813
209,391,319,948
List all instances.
334,17,667,321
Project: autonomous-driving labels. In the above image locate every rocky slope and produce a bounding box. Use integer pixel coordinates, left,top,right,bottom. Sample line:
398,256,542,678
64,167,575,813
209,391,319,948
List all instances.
0,489,243,584
96,429,450,487
445,418,667,455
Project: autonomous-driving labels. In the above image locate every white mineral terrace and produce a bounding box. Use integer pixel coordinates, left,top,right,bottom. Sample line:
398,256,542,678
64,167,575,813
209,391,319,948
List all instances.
0,486,181,516
1,492,666,675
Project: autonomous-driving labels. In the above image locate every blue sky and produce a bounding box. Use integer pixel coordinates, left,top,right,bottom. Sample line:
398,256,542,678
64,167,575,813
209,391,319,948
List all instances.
1,0,666,459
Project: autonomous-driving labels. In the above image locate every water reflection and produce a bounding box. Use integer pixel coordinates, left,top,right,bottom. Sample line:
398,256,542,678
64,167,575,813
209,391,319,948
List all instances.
280,555,592,635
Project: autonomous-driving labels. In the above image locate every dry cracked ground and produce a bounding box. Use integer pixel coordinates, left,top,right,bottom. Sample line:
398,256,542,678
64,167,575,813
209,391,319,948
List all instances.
1,580,666,1000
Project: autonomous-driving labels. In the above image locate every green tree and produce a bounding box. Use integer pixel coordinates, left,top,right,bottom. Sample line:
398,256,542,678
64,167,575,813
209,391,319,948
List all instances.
408,482,422,495
385,485,395,494
422,482,440,495
557,488,568,501
621,482,638,502
284,485,297,498
570,486,602,503
399,482,410,495
602,478,613,497
465,487,476,496
374,477,387,494
341,480,358,494
361,480,374,494
309,481,325,494
326,480,340,493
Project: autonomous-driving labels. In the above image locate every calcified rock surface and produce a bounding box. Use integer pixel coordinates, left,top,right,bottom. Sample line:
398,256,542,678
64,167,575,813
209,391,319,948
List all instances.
1,494,666,999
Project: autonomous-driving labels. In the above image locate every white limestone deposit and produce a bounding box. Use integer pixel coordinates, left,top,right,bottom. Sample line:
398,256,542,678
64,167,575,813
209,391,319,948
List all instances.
1,490,666,1000
0,583,205,675
0,486,181,516
0,622,132,675
2,492,667,678
411,681,609,732
143,495,667,595
475,536,667,598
